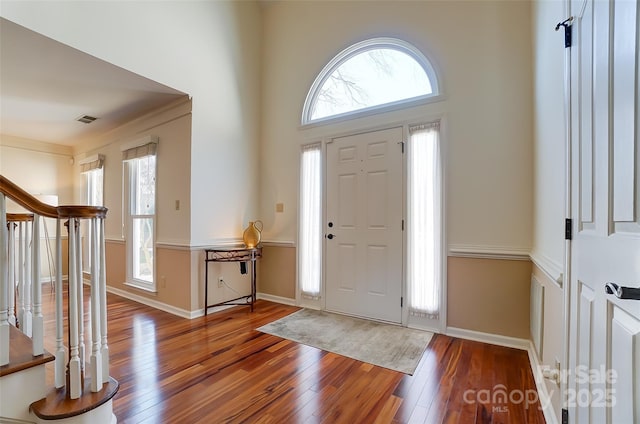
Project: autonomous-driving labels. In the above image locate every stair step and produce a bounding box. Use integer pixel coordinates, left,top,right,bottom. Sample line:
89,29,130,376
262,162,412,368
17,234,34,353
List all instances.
30,377,119,421
0,325,54,377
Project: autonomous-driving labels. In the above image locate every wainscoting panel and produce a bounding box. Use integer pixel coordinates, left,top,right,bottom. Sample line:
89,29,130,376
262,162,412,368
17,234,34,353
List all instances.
530,274,544,357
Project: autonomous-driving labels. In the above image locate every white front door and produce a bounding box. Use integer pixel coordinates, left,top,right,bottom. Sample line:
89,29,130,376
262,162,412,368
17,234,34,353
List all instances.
568,1,640,422
325,127,403,323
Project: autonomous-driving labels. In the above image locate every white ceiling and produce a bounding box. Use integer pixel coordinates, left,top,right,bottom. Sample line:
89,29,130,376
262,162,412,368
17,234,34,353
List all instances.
0,18,188,147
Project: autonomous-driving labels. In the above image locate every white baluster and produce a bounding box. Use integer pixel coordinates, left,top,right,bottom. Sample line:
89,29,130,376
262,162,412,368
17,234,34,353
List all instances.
54,218,65,388
8,221,16,326
23,220,32,337
99,217,109,383
32,215,43,356
68,218,82,399
0,194,9,366
17,222,24,330
76,223,85,372
89,218,103,391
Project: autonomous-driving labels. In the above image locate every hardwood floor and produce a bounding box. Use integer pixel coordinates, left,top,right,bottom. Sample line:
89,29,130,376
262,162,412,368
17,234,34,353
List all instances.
40,288,546,423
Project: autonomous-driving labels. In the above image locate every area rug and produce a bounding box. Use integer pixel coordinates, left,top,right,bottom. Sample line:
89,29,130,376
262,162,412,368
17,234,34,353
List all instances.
256,309,433,375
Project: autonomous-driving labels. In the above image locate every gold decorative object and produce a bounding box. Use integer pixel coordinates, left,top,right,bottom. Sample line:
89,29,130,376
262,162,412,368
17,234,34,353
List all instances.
243,220,263,248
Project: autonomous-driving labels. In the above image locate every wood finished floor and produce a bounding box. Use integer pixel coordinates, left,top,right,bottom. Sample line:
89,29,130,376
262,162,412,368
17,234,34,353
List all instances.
40,288,546,423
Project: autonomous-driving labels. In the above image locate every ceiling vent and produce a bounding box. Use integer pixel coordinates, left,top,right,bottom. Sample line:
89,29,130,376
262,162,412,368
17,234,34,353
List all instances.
76,115,98,124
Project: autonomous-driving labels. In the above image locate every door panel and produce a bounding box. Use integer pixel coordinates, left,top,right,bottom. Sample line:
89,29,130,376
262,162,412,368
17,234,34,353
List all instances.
326,127,403,323
610,306,640,424
569,0,640,422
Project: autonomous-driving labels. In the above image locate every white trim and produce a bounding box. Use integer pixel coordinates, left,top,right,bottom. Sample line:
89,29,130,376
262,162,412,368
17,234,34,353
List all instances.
256,292,297,306
190,238,244,249
301,95,447,130
448,244,531,261
527,341,560,424
109,238,276,251
155,241,192,251
105,238,125,245
529,251,564,288
407,320,441,333
261,240,296,248
445,326,531,350
0,135,73,157
106,286,200,319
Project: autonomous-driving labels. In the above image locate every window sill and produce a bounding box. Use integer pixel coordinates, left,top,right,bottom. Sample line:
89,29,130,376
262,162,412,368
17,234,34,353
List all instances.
124,281,157,294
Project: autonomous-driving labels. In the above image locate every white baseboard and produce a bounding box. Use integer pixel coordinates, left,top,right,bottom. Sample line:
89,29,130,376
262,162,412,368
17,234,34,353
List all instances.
106,286,199,319
256,292,297,306
526,341,560,424
445,326,530,350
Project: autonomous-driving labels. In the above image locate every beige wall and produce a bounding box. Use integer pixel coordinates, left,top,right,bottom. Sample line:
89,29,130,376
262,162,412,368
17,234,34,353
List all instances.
75,100,195,310
257,245,532,340
106,241,194,312
0,135,74,205
73,99,192,245
1,1,262,245
2,2,542,338
257,245,296,300
448,256,532,339
260,0,533,253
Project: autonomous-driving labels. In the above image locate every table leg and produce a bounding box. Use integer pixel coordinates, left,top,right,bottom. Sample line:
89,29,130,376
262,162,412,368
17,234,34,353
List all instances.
204,258,209,316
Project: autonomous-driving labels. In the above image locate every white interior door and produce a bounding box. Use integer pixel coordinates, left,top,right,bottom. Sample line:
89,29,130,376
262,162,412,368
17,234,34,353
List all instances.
325,127,403,323
568,1,640,422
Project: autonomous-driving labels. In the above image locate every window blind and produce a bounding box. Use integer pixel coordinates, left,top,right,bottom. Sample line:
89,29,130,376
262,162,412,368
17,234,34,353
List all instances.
122,142,157,161
80,154,105,173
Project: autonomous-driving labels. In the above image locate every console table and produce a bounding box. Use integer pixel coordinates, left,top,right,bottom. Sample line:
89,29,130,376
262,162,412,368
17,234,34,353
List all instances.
204,246,262,315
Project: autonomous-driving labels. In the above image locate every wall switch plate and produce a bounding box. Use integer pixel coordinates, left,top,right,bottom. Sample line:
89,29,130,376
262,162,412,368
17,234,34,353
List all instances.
276,202,284,213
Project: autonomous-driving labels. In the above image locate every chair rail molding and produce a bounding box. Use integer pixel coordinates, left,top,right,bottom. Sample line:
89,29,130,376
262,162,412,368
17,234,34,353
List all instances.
529,250,563,288
447,244,531,261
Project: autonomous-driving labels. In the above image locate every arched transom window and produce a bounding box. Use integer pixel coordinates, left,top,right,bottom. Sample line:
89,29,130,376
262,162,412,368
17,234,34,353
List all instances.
302,38,439,124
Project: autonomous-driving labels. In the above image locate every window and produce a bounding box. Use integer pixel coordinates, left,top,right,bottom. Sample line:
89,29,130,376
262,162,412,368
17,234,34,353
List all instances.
123,140,157,290
303,38,439,124
80,155,104,273
407,122,442,319
299,143,322,299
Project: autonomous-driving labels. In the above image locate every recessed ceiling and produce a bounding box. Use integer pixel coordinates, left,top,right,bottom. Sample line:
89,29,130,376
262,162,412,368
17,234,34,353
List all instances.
0,18,188,147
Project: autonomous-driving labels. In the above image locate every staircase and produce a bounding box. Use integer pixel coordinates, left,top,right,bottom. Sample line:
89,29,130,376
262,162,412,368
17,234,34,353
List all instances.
0,175,119,423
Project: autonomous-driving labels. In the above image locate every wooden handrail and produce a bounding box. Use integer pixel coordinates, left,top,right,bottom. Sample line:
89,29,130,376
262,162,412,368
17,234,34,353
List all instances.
0,175,107,219
7,213,34,222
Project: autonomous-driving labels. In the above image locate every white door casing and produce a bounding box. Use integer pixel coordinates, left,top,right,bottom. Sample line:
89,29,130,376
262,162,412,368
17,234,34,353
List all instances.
325,127,403,323
568,1,640,423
